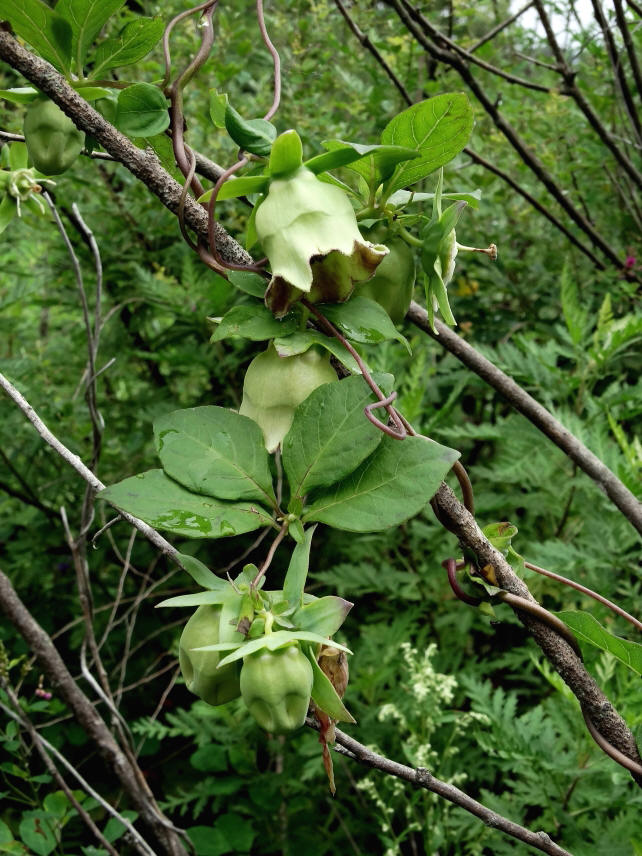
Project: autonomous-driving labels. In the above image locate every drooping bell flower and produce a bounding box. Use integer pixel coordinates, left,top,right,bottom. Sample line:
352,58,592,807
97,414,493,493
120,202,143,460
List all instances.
255,130,388,317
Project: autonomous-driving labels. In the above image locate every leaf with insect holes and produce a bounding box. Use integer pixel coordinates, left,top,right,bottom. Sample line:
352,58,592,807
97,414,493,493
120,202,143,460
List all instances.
99,470,273,539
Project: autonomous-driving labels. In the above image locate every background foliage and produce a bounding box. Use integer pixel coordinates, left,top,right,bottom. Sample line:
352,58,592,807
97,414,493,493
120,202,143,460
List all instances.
0,1,641,854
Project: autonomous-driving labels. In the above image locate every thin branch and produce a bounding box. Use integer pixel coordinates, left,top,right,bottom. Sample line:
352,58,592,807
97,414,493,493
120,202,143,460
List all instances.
332,0,606,269
0,371,181,563
463,147,604,268
589,0,642,144
406,302,642,537
305,718,573,856
524,561,642,632
333,0,413,103
0,30,253,269
468,1,536,52
0,568,188,856
613,0,642,116
390,0,629,268
532,0,642,189
394,3,553,93
0,691,144,856
430,483,642,784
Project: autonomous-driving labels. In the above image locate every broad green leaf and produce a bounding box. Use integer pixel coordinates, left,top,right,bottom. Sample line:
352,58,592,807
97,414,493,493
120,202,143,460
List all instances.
188,813,255,856
0,820,13,845
0,87,40,104
103,811,137,845
198,175,270,203
556,611,642,676
304,434,460,532
0,196,17,235
177,552,227,590
73,86,113,101
381,93,474,195
387,188,482,209
0,0,72,73
56,0,124,70
99,469,273,539
322,140,420,185
214,630,351,667
115,83,169,137
210,304,298,344
224,104,276,157
305,141,418,181
154,406,276,506
19,811,58,856
482,522,518,553
89,17,164,76
273,330,364,375
42,791,71,819
228,270,267,298
293,596,353,636
209,89,228,128
283,374,393,501
306,647,355,723
7,141,28,169
320,296,411,353
283,526,315,608
142,132,183,182
156,591,232,609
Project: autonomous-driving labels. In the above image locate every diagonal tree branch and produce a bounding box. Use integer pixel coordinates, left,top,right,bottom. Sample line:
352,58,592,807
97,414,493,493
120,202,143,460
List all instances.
306,717,574,856
388,0,629,269
332,0,605,268
0,568,188,856
407,302,642,537
1,20,640,792
0,29,253,269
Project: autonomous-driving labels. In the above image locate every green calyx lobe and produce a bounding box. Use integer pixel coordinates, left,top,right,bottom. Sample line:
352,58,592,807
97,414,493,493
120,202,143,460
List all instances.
23,98,85,175
179,605,242,706
240,643,313,734
239,342,337,452
354,224,416,324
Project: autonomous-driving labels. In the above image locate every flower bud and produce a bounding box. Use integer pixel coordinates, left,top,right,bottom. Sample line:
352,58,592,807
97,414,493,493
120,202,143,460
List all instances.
179,606,241,706
240,644,313,734
239,343,337,452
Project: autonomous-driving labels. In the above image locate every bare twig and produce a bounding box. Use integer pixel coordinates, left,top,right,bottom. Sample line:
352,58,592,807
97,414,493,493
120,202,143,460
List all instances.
0,569,188,856
468,1,536,52
0,691,148,856
0,371,181,563
389,0,629,268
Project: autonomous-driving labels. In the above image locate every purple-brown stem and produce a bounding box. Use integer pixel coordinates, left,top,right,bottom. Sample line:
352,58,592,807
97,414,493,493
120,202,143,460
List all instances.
582,710,642,776
256,0,282,121
443,557,482,606
364,391,407,439
206,155,268,272
165,1,218,198
302,299,407,437
524,561,642,633
452,460,474,514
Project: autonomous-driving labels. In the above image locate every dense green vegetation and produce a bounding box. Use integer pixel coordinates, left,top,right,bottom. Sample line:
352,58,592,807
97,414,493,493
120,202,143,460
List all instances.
0,2,641,854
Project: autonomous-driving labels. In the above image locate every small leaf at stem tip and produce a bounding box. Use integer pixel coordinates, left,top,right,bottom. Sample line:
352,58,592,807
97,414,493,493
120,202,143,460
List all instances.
482,521,518,554
270,129,304,176
293,596,353,636
224,103,276,157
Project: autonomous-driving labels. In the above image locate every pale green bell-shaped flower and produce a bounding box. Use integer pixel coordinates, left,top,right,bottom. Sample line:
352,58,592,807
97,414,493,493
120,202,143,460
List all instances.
255,131,388,316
